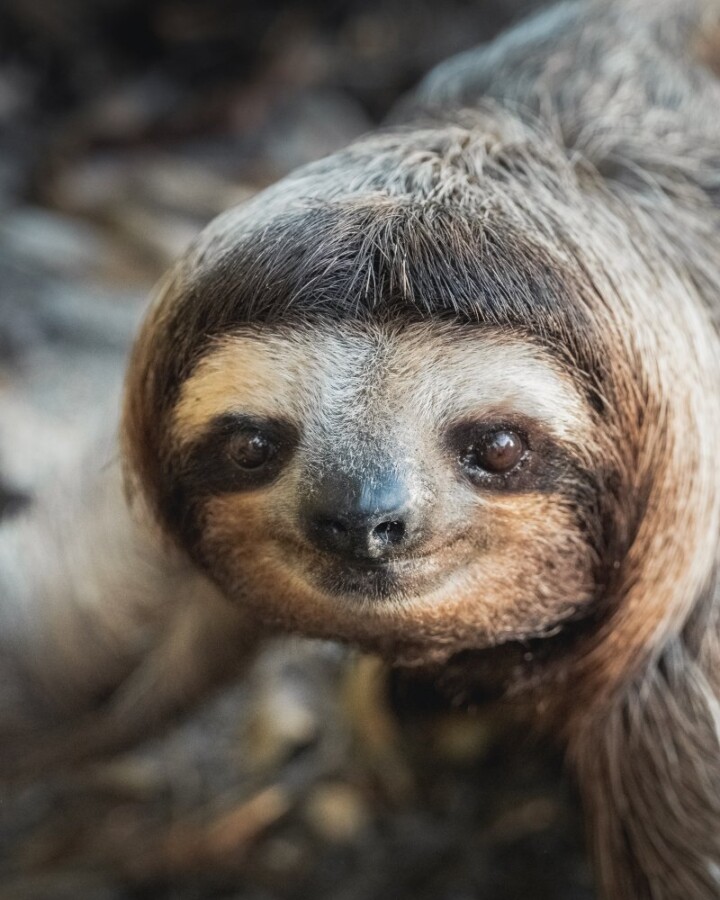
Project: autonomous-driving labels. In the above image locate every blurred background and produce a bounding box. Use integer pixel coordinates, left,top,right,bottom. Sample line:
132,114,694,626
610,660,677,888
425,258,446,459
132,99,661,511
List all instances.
0,1,594,898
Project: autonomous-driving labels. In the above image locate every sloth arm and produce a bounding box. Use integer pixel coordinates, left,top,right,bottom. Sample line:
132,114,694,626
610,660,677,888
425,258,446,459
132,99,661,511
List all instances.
0,444,260,776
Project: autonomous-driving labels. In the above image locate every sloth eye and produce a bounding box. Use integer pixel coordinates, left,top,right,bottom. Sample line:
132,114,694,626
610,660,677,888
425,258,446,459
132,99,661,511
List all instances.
183,414,296,495
460,428,526,476
227,428,276,469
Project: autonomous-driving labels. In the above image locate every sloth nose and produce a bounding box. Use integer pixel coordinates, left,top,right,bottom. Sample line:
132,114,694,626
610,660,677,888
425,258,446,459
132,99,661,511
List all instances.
302,472,419,562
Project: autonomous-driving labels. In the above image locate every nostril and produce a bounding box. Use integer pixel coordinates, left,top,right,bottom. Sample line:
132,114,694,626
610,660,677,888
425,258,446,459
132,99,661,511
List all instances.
306,507,413,559
372,519,406,545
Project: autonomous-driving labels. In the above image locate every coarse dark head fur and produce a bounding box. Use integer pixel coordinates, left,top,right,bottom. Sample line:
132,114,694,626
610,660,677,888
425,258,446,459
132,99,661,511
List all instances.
123,3,720,895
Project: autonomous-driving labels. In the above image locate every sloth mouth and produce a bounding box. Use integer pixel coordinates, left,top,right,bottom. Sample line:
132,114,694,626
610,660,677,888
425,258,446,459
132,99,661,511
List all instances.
309,551,450,600
279,533,471,602
316,561,407,599
342,556,424,571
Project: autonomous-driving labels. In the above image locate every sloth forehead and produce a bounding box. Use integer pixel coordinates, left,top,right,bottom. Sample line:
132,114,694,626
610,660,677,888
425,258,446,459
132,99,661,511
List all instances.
172,322,592,447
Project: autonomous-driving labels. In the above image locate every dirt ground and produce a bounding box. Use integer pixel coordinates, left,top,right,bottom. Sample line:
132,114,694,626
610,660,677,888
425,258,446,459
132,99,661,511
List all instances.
0,2,594,897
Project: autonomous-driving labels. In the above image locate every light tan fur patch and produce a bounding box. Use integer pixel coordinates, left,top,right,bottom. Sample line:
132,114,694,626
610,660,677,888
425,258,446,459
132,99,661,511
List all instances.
172,323,593,452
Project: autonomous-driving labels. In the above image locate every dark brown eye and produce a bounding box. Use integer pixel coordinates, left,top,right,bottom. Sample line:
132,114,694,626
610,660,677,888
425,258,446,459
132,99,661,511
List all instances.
228,429,275,469
461,429,525,475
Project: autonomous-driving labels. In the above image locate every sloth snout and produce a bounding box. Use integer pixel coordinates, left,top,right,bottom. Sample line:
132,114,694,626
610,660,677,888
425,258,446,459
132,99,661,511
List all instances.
300,469,424,562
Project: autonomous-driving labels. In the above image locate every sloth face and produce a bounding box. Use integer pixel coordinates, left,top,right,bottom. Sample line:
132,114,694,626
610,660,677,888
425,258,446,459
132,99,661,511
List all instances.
168,321,601,663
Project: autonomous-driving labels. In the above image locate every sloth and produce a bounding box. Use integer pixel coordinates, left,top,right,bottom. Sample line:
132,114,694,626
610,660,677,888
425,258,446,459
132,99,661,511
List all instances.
2,0,720,898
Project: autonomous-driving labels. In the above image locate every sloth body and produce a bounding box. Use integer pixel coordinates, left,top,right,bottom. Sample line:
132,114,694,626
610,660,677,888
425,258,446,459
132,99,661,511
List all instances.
3,0,720,897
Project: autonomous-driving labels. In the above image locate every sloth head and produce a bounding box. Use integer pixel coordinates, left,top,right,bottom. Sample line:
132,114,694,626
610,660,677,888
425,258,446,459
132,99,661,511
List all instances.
154,321,600,663
123,116,718,673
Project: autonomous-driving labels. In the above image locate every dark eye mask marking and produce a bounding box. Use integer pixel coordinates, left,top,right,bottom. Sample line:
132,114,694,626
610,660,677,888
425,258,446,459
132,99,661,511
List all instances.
179,413,298,495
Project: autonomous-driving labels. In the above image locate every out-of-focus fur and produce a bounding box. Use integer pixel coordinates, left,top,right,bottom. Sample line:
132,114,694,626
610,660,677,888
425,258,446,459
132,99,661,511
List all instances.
0,444,259,775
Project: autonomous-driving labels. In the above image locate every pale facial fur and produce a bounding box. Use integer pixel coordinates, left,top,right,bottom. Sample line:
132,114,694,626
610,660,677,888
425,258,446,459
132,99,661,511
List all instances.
170,322,599,664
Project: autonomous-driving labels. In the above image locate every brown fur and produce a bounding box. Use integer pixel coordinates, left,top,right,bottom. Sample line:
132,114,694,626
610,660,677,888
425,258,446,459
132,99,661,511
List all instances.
119,1,720,897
